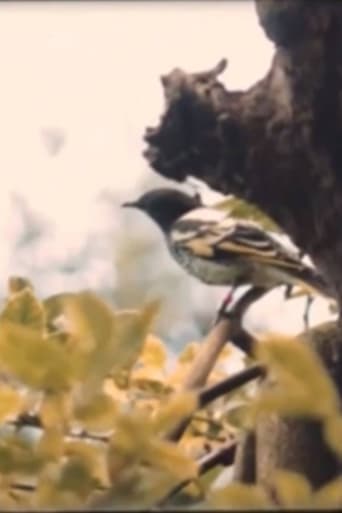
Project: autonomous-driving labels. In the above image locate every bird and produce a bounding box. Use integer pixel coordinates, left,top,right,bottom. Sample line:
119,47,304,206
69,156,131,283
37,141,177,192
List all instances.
122,188,332,324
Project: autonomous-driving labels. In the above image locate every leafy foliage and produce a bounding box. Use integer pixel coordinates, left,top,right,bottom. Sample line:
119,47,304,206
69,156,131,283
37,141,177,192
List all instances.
0,276,341,509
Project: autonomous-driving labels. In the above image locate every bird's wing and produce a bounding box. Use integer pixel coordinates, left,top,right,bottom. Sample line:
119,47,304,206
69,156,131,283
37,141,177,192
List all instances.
171,208,304,271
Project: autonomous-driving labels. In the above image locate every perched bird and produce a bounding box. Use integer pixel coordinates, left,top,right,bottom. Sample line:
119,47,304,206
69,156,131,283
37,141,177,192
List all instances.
122,188,332,322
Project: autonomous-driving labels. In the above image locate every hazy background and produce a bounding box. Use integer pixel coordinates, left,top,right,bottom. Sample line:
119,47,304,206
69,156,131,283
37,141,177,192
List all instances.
0,1,335,351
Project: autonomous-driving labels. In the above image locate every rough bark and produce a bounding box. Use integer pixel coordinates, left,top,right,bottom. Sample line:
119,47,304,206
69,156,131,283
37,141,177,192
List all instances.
143,0,342,306
256,322,342,490
142,0,342,490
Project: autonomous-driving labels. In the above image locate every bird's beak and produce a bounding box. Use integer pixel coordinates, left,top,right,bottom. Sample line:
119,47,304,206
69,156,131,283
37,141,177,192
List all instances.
121,201,138,209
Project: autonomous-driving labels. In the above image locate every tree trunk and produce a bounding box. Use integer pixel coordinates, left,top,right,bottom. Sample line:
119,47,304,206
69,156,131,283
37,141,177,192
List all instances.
143,0,342,489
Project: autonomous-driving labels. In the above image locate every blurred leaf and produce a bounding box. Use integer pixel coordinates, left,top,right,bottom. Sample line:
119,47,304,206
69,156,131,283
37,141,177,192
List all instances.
140,334,167,368
40,392,72,429
131,365,169,393
36,429,64,461
73,392,118,431
65,292,159,395
110,410,153,457
43,292,76,331
0,321,73,391
313,477,342,508
58,457,98,499
64,290,115,353
213,196,281,232
178,342,200,363
223,402,250,430
111,300,160,374
324,415,342,457
65,440,109,487
1,286,45,333
197,465,224,491
0,385,24,421
208,482,270,508
272,469,312,507
152,391,198,435
146,439,198,482
0,436,43,474
8,276,34,294
252,335,340,420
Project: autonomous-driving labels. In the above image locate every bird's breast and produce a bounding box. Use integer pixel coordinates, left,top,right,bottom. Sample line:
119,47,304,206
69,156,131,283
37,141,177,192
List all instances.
169,244,244,285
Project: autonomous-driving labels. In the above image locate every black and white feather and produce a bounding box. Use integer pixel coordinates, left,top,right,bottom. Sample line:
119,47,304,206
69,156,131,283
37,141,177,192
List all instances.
122,188,331,298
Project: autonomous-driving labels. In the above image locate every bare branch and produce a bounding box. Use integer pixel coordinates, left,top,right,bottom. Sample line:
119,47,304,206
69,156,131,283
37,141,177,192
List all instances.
199,364,265,409
156,440,237,508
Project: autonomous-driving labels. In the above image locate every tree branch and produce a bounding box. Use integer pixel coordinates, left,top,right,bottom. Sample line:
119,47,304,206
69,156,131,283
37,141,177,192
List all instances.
199,364,265,409
143,1,342,304
156,440,237,508
166,287,264,442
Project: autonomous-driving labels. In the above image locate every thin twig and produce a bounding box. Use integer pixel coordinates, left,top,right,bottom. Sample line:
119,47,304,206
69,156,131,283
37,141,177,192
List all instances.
199,364,265,408
167,364,264,443
156,440,237,508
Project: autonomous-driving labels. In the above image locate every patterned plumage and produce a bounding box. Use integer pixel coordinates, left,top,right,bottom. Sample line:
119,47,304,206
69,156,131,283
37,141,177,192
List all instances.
122,189,330,298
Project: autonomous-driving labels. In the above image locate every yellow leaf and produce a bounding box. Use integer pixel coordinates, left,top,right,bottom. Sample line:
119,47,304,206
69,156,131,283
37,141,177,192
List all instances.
131,365,168,393
0,436,43,475
1,287,45,332
63,290,115,354
103,378,128,403
65,441,110,487
0,385,24,421
152,391,198,435
178,342,200,363
0,321,73,390
249,389,329,425
208,483,270,508
324,415,342,457
8,276,34,294
313,477,342,508
111,300,160,373
111,410,154,457
40,392,72,429
66,294,159,394
272,469,312,507
58,457,98,499
36,468,82,509
73,392,118,431
255,335,340,418
36,429,64,460
43,292,77,333
146,439,198,481
140,334,167,368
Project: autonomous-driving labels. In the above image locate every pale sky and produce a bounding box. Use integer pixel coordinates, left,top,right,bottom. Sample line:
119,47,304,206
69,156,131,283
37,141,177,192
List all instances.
0,1,336,339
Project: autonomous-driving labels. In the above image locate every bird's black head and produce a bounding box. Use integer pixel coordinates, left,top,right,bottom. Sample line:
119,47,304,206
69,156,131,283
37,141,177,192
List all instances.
122,188,202,232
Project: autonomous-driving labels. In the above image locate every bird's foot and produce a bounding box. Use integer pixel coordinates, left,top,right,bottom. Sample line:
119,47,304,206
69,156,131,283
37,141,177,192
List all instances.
303,295,314,331
284,284,293,300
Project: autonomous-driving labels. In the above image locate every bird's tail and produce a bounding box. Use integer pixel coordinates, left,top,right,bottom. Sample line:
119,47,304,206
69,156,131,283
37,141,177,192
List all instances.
293,266,333,299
